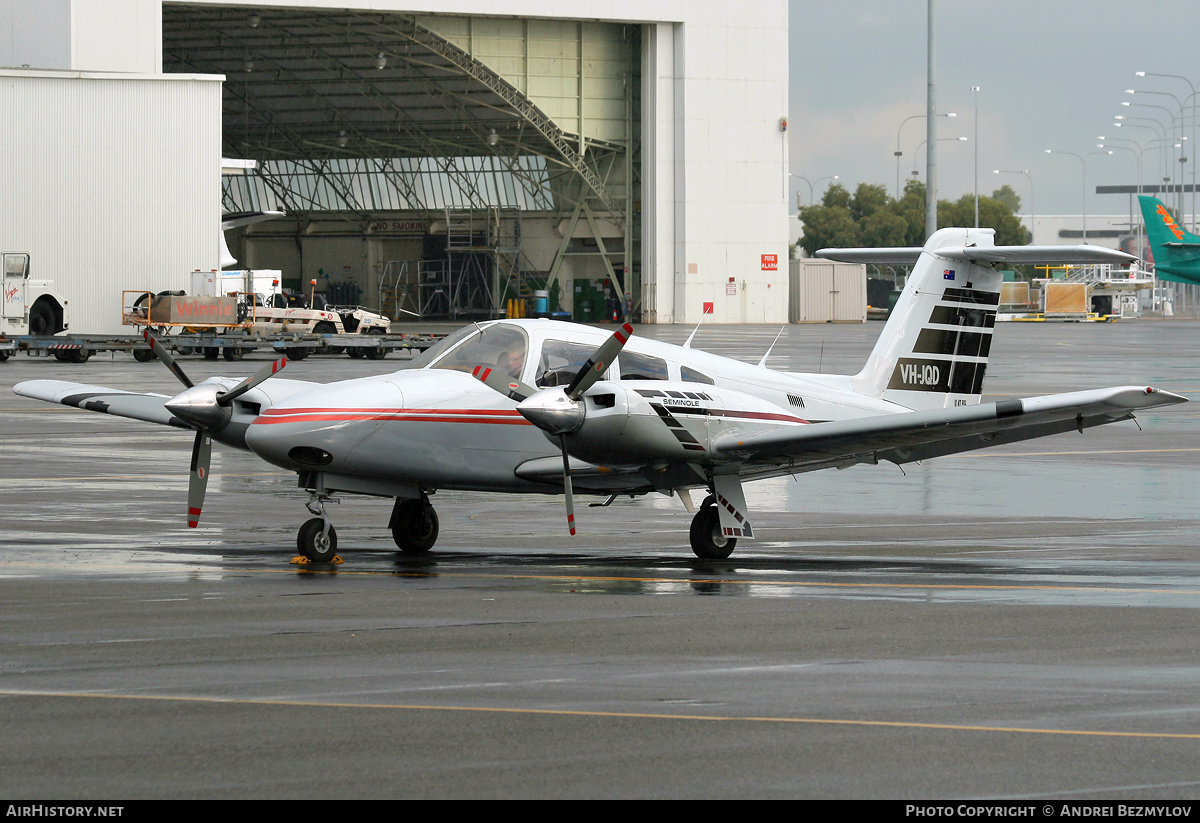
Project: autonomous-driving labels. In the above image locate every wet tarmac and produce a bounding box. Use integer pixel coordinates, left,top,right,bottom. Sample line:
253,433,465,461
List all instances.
2,321,1200,798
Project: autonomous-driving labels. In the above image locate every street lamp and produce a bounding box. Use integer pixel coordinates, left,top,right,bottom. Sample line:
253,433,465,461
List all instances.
1043,149,1112,242
1044,149,1088,242
789,174,838,207
912,137,967,179
894,112,955,199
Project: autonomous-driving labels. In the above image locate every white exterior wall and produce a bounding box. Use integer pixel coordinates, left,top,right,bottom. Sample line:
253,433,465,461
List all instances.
177,0,791,325
0,0,162,74
1,70,223,334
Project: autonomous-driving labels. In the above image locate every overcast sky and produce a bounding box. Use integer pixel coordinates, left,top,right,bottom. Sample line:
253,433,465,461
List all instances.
788,0,1200,218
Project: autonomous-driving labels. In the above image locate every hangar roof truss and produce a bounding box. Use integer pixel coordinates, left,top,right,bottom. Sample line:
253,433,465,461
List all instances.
163,4,634,222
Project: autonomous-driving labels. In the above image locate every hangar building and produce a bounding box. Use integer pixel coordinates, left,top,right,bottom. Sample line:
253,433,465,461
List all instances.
1,0,789,333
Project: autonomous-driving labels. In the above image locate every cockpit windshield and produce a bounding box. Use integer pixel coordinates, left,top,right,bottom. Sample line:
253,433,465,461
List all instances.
412,322,530,379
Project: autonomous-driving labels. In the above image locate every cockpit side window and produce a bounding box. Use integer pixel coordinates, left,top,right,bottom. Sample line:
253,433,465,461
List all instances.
417,323,530,379
536,339,610,388
618,351,669,381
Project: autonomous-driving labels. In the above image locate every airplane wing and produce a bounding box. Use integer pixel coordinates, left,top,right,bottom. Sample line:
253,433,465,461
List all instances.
712,386,1186,470
13,380,190,428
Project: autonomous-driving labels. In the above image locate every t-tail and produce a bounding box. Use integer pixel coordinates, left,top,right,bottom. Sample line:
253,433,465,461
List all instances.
1137,195,1200,286
817,229,1136,411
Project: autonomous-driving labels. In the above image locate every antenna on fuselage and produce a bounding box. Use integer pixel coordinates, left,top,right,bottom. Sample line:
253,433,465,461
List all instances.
757,327,786,368
683,303,713,348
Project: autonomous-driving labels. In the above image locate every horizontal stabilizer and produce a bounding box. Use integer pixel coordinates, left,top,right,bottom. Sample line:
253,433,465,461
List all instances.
817,245,1135,266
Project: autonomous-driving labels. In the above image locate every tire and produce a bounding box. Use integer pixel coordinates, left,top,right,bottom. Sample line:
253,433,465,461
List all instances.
297,517,338,562
364,345,387,360
28,301,56,336
286,347,309,361
222,347,243,361
203,347,219,360
390,498,439,554
689,503,736,560
0,350,10,362
313,322,336,336
347,348,365,359
132,347,156,363
66,349,91,364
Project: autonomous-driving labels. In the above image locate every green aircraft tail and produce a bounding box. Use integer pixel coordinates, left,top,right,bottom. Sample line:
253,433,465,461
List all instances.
1138,195,1200,285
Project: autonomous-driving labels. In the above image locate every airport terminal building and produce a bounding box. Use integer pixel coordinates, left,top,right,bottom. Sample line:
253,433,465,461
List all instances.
1,0,790,333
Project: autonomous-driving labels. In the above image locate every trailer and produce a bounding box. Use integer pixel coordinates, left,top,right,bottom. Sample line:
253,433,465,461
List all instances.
1,329,442,363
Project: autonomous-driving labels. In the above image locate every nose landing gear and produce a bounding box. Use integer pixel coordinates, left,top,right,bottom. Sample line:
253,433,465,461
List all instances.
295,490,340,563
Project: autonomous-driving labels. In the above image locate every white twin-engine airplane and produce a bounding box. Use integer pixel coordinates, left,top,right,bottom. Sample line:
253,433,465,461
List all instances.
13,227,1187,561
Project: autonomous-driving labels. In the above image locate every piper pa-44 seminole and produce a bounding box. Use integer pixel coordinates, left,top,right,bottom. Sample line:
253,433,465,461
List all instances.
13,227,1187,561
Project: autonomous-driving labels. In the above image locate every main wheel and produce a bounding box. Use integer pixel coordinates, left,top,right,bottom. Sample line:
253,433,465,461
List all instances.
297,517,338,562
390,498,438,554
689,504,736,560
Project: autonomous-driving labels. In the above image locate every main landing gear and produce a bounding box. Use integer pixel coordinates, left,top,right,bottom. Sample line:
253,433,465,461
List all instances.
689,495,736,560
390,495,439,554
292,490,440,562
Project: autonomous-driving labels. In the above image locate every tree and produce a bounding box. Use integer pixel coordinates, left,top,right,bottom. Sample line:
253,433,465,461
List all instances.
796,177,1028,255
991,184,1021,214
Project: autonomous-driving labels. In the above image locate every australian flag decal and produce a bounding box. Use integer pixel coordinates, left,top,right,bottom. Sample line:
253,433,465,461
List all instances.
943,269,956,280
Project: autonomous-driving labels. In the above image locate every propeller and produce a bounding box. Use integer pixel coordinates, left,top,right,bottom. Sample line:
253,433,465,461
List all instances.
146,331,287,528
471,323,633,536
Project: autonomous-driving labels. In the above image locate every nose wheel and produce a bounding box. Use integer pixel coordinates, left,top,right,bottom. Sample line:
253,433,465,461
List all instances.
296,491,340,563
297,517,338,562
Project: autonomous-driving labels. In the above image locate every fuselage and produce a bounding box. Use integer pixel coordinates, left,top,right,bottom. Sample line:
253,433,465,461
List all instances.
236,319,906,496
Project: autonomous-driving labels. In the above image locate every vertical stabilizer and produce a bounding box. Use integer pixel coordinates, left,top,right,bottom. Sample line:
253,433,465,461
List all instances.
1138,195,1200,285
855,228,1000,409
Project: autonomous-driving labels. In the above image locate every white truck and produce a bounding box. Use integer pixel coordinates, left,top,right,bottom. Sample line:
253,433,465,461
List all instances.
2,252,70,337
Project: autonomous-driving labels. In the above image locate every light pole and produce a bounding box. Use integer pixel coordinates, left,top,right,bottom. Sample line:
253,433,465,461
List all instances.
972,85,981,227
912,137,967,179
895,112,955,199
1098,139,1145,253
992,169,1033,243
789,174,838,207
1044,149,1089,242
1137,71,1199,227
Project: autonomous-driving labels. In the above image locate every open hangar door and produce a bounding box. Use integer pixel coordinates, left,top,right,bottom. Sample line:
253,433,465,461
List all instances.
164,5,640,322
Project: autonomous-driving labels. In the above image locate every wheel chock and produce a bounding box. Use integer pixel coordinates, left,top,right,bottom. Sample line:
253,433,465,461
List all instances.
290,554,344,566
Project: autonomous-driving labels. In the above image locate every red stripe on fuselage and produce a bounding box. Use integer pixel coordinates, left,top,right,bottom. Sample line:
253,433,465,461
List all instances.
253,407,531,425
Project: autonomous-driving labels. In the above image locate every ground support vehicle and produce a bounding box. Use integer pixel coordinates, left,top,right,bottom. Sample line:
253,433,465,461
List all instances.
1,329,441,363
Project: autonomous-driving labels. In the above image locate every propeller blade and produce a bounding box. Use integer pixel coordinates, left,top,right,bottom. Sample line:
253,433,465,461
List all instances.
560,434,576,537
565,322,633,401
143,330,194,389
471,365,538,403
218,355,288,406
187,431,212,528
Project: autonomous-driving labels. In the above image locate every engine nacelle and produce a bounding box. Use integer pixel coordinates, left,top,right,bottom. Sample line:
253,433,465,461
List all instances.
551,380,808,467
